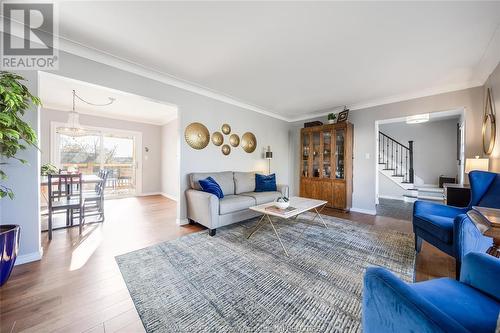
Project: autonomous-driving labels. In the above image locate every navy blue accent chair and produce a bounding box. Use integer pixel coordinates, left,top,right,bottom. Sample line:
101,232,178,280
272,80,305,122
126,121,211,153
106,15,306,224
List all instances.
363,252,500,333
413,171,500,276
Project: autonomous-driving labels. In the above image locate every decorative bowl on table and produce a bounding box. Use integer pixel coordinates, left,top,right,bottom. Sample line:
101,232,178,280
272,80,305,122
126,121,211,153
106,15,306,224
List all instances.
275,197,290,209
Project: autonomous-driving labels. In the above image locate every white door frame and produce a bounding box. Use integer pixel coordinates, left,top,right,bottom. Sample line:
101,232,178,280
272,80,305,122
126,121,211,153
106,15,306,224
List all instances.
374,108,466,205
50,121,143,195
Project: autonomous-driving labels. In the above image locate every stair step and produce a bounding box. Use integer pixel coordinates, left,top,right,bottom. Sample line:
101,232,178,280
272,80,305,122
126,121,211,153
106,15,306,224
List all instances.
401,182,413,184
416,187,444,193
378,162,387,165
382,168,395,171
417,195,444,201
392,174,405,177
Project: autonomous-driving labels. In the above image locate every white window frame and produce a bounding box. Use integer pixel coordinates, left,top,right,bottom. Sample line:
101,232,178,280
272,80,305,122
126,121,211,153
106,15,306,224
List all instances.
50,121,143,195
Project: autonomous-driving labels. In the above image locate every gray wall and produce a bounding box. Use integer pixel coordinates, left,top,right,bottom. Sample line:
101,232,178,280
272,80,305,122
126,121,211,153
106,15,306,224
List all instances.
161,119,180,200
40,108,163,194
0,71,41,263
1,50,291,260
485,62,500,172
379,118,459,185
290,87,485,214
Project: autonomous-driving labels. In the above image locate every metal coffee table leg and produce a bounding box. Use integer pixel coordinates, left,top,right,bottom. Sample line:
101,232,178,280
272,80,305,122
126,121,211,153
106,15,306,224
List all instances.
266,214,289,256
310,205,328,229
247,214,266,239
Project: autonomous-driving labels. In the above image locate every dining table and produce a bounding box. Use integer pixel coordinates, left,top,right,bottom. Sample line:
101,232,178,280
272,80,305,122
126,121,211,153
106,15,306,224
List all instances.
40,174,102,185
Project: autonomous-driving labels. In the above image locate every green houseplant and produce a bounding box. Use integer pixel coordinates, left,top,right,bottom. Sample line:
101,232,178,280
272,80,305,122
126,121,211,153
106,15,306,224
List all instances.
327,113,337,124
0,71,41,199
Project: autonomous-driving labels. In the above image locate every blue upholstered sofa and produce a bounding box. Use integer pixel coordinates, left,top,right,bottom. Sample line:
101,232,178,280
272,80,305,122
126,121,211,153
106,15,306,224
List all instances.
413,171,500,275
363,252,500,333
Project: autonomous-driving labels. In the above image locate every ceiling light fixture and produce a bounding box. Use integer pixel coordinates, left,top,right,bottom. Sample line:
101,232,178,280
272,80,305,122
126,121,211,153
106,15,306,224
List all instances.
406,113,429,124
56,90,115,137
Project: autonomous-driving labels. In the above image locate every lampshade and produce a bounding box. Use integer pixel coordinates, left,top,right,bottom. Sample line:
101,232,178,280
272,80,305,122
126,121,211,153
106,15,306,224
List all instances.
465,156,489,173
265,146,273,159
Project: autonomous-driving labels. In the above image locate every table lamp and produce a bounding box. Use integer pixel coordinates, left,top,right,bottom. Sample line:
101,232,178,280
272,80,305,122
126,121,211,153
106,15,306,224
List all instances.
465,156,489,173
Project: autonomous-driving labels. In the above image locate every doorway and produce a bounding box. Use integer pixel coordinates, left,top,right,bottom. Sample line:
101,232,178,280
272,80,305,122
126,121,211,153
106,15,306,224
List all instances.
51,123,142,197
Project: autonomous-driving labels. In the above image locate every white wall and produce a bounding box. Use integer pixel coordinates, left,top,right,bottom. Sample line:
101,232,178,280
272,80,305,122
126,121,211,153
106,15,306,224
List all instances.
378,174,407,199
161,119,179,200
40,108,163,194
379,118,459,184
290,87,485,214
485,61,500,172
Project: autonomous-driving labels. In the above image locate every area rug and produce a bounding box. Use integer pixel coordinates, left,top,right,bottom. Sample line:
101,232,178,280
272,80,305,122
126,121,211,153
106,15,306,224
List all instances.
116,213,415,333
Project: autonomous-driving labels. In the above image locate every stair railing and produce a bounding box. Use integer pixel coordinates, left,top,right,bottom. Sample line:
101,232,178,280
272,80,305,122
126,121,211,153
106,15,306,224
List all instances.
378,131,414,183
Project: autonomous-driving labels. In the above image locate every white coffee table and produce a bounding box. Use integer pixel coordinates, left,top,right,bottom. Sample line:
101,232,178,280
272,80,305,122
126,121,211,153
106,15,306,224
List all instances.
247,196,328,256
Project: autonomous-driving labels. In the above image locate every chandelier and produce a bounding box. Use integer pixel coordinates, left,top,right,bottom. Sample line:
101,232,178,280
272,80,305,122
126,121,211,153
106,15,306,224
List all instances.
56,90,115,137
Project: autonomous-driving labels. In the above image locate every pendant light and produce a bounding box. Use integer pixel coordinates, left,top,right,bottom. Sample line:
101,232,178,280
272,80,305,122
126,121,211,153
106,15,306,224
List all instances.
56,90,115,137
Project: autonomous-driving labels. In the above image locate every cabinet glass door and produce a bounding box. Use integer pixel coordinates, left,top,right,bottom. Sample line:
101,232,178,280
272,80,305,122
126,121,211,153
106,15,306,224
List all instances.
322,130,332,178
312,131,320,177
301,133,310,177
335,129,345,179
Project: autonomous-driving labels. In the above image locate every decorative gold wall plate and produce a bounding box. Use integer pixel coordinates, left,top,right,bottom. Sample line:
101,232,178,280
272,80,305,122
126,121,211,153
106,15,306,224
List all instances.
221,144,231,155
221,124,231,135
241,132,257,153
212,132,224,146
229,134,240,147
482,88,496,155
184,122,209,150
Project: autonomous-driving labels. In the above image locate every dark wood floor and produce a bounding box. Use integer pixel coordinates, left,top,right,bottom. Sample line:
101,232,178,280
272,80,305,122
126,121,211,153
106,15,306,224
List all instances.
0,196,454,333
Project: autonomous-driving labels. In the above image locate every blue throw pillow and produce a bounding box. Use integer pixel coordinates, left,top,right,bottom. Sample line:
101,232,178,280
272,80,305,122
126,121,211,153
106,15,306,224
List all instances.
255,173,277,192
199,177,224,198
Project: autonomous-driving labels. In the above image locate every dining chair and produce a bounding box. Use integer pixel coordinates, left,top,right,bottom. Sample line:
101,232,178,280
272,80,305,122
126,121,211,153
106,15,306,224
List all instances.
80,170,109,224
47,173,83,240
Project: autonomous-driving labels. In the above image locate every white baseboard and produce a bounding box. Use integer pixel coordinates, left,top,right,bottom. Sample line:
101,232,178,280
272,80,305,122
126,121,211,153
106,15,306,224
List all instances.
350,207,377,215
161,193,179,201
378,195,405,201
137,192,162,197
177,218,189,225
15,247,43,266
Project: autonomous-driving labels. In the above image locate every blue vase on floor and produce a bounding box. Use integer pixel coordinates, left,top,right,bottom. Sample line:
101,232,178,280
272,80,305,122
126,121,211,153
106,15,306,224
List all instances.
0,225,20,287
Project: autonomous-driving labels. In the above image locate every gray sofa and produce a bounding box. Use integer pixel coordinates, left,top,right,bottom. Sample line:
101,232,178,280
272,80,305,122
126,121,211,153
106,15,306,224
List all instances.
186,171,288,236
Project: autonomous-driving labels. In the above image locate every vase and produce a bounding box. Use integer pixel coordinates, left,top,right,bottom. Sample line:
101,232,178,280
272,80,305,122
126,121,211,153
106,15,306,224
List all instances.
0,225,20,286
328,119,335,124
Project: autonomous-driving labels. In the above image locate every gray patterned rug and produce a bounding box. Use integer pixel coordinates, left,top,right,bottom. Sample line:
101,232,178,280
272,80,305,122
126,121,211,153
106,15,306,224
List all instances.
116,213,415,333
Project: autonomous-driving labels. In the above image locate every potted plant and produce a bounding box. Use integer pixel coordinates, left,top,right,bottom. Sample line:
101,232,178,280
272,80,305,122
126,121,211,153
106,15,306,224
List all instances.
0,71,41,285
327,113,337,124
41,163,58,176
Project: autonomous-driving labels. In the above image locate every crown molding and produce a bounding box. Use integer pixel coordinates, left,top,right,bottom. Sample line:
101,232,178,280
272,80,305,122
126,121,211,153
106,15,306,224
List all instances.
4,19,499,124
289,80,483,122
56,37,290,122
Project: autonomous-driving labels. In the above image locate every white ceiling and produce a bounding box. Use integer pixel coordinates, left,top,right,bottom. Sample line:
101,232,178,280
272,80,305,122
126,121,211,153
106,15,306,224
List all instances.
55,1,500,121
39,72,178,125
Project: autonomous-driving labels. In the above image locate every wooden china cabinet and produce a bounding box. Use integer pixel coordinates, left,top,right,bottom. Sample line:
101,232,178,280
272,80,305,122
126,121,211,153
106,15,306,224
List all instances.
299,122,353,211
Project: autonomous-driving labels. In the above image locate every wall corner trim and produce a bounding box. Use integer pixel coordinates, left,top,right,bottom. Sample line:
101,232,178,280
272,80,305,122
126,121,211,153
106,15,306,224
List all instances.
15,247,43,266
350,207,377,215
161,193,179,201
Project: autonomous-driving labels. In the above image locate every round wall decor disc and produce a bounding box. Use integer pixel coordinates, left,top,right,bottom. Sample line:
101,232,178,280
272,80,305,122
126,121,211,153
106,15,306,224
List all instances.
241,132,257,153
222,144,231,155
212,132,224,146
184,122,209,150
221,124,231,135
229,134,240,147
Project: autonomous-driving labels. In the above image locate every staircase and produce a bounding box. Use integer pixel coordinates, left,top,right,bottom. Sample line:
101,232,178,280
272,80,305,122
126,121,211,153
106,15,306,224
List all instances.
378,131,444,203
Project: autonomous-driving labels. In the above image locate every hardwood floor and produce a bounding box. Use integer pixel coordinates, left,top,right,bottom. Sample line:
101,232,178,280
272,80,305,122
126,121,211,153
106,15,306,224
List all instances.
0,196,454,333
